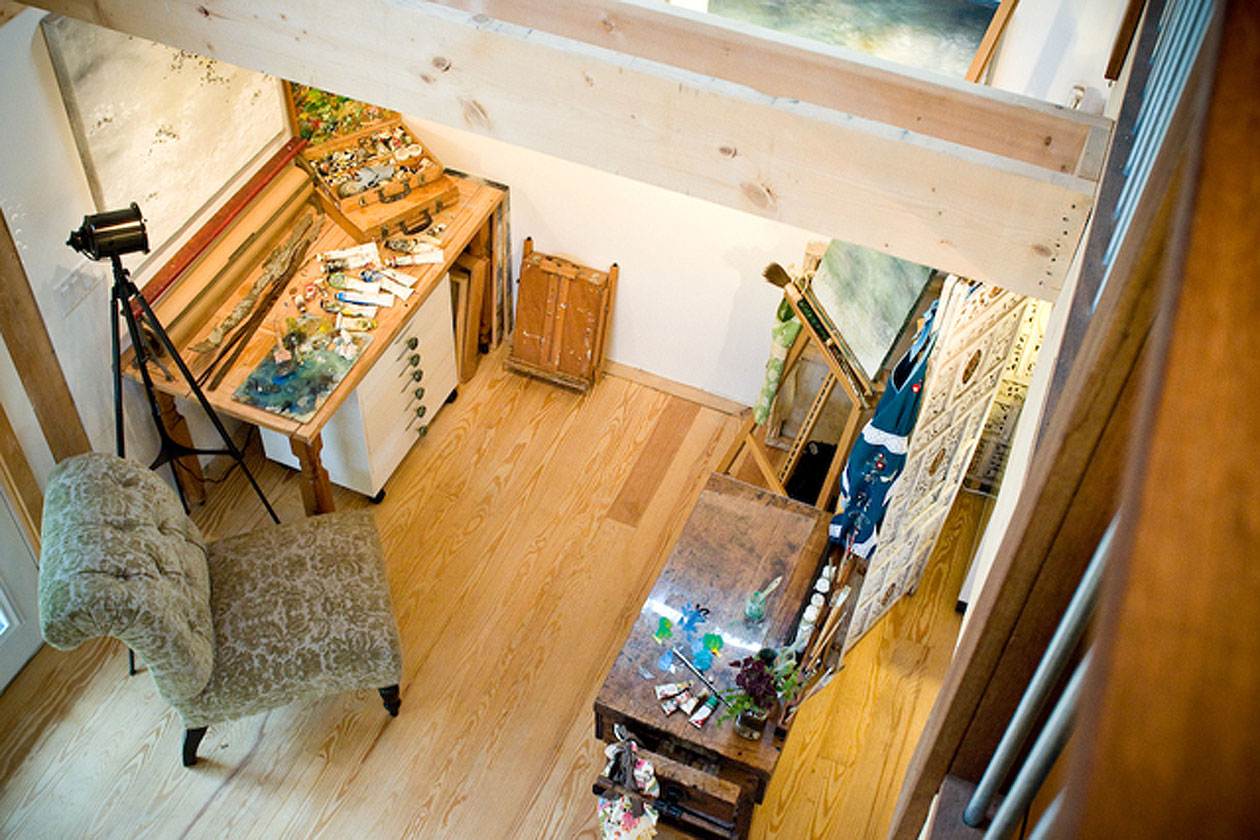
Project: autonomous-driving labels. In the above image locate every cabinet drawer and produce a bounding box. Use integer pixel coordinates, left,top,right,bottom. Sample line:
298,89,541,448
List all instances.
260,274,457,496
358,276,457,491
356,276,456,406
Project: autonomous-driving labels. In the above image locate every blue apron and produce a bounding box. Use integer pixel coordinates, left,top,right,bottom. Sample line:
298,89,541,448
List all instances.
828,302,938,558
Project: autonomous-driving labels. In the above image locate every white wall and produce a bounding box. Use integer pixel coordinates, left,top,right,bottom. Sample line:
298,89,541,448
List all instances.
988,0,1131,109
410,115,822,405
0,9,119,484
0,9,235,485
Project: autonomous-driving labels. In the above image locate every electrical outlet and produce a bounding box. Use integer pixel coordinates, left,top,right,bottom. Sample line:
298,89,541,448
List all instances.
52,259,108,319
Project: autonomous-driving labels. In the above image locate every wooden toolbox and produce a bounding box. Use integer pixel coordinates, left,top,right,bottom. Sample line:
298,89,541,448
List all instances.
506,237,617,392
287,83,459,241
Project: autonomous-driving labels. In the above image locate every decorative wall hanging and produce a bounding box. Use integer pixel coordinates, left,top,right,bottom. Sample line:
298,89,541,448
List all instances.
843,275,1049,648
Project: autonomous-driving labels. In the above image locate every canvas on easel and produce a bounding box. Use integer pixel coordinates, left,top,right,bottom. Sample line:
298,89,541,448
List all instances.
719,239,934,508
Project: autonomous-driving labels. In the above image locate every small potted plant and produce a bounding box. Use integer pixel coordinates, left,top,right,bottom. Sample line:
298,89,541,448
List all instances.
717,648,802,740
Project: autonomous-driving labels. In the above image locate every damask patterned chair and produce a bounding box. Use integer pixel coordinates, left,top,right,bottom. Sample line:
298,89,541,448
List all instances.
37,452,403,767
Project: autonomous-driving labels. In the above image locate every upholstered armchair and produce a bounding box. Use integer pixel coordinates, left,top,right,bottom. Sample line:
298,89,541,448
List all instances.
37,452,403,766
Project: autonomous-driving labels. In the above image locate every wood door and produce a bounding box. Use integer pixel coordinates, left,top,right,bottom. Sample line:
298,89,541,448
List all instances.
0,487,41,691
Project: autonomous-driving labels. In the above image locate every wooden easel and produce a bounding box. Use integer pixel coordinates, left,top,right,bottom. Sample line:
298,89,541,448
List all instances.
718,251,883,509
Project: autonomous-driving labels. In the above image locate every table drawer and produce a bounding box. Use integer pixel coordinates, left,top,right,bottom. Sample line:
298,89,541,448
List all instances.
260,274,456,496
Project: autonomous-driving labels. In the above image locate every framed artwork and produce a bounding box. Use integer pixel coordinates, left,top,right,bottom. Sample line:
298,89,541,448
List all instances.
808,238,934,382
705,0,1001,78
41,14,287,270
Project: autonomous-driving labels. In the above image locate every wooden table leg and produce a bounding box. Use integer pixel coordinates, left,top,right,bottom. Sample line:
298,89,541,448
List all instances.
155,392,206,506
289,435,335,515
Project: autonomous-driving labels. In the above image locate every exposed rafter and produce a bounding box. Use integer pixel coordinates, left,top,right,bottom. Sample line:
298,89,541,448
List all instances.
28,0,1106,296
431,0,1105,176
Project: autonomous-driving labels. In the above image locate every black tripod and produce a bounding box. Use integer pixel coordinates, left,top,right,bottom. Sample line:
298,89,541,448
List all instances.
109,255,281,677
108,253,279,525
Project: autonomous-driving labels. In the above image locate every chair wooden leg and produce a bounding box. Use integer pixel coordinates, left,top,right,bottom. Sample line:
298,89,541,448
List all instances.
379,685,401,717
183,726,208,767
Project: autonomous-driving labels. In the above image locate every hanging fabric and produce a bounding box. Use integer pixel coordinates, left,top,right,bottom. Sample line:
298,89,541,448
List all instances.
596,729,660,840
752,298,803,425
828,301,939,558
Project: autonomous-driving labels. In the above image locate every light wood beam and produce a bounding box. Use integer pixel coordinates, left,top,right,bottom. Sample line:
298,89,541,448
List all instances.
432,0,1106,175
0,209,92,463
29,0,1095,296
0,399,42,554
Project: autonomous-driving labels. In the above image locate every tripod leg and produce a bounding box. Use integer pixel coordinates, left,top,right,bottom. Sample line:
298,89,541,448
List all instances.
155,392,207,506
114,270,280,524
131,291,280,524
111,285,126,458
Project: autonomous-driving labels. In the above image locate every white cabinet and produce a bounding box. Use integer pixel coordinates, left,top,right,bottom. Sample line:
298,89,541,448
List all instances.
260,275,458,498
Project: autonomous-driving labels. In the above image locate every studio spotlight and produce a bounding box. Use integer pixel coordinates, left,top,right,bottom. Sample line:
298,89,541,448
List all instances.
67,201,150,261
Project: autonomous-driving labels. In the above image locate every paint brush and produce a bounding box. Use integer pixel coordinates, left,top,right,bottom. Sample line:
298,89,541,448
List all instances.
671,646,726,705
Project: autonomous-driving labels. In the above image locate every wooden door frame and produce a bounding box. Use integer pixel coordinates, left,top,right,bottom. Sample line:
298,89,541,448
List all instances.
0,210,93,468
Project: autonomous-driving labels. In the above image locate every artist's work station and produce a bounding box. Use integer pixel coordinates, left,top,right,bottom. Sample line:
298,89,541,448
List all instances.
107,84,510,516
8,1,1195,838
593,474,840,838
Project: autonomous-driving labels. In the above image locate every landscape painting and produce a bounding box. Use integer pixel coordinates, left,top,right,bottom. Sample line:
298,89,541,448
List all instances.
706,0,1000,77
809,238,934,380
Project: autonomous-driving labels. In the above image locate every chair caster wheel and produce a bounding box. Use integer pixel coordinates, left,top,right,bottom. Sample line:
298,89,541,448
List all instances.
370,489,386,504
445,388,458,405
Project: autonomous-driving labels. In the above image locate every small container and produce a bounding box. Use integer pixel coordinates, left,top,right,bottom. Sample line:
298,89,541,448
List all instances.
654,681,691,700
689,695,719,728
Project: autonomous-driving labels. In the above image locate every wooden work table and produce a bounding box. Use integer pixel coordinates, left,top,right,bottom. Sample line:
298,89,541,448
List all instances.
126,172,505,515
593,472,830,838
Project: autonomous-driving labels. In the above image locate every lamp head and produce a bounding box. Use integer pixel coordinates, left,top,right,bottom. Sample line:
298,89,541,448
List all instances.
67,202,149,261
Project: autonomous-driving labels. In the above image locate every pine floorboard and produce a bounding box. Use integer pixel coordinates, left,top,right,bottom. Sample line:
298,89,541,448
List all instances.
0,346,977,839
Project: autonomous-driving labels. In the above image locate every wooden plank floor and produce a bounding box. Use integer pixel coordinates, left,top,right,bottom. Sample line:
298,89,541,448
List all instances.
0,347,978,839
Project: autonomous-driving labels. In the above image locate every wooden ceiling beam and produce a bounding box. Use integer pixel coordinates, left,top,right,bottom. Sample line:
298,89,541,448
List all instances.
27,0,1098,296
431,0,1106,176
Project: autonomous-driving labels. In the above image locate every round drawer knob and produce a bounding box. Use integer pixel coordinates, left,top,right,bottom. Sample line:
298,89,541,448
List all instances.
406,336,419,350
414,387,426,401
408,353,421,367
417,424,429,438
415,405,427,419
411,369,423,382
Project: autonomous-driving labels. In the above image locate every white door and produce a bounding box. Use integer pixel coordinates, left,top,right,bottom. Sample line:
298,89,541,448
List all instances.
0,486,41,691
